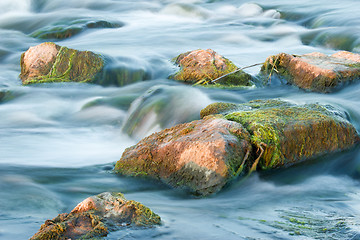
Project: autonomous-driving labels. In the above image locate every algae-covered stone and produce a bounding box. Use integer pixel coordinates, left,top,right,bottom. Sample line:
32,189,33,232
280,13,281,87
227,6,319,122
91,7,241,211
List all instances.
20,42,149,86
170,49,253,87
200,99,292,119
203,99,360,170
261,51,360,92
20,42,104,85
115,116,252,196
31,20,123,40
115,99,358,196
30,192,161,240
200,102,239,118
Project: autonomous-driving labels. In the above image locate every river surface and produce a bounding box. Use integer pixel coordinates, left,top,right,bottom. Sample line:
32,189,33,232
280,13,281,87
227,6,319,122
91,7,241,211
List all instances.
1,0,360,239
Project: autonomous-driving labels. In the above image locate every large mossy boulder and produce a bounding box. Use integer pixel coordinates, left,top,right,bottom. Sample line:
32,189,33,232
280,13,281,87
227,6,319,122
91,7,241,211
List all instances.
116,116,252,196
170,49,253,87
20,42,149,86
116,99,359,196
261,51,360,93
30,192,161,240
202,100,360,170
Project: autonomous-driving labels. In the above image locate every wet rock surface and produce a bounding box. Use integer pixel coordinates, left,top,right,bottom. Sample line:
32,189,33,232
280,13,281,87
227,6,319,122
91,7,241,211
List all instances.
203,100,360,170
116,99,359,196
116,116,252,196
20,42,104,85
261,51,360,92
170,49,253,87
19,42,149,86
30,192,161,240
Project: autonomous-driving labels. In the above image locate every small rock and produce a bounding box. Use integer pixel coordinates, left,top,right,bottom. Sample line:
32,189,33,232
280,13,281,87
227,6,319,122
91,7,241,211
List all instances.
170,49,253,87
20,42,104,85
115,116,252,196
0,90,22,103
261,51,360,92
30,192,161,240
0,90,17,103
19,42,149,86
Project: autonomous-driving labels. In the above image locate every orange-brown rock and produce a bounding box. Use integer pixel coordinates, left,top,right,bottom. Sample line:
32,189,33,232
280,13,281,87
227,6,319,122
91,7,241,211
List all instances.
20,42,104,85
20,42,60,83
261,51,360,92
202,100,360,171
30,192,161,240
115,116,252,196
20,42,151,86
116,99,359,196
170,49,253,86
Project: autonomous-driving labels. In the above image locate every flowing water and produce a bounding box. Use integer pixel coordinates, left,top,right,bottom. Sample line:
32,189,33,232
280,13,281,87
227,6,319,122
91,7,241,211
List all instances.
1,0,360,239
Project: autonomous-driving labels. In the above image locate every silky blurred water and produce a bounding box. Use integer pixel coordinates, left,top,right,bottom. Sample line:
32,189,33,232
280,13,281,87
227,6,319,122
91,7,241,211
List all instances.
1,0,360,239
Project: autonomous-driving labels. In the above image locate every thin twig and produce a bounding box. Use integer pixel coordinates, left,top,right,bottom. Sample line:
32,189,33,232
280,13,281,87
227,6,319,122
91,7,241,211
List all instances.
266,56,279,84
235,148,250,176
249,142,267,174
210,62,264,84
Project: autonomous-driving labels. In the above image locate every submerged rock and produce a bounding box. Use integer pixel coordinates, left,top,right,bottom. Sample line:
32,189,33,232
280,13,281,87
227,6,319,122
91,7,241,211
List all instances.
0,89,20,103
30,192,160,240
97,61,150,87
170,49,253,87
20,42,149,86
261,51,360,92
160,3,211,20
122,85,211,140
116,99,359,196
116,116,252,196
31,20,123,40
202,99,360,170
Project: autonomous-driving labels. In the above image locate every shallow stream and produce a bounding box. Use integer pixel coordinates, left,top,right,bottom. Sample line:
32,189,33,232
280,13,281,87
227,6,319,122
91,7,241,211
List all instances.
1,0,360,239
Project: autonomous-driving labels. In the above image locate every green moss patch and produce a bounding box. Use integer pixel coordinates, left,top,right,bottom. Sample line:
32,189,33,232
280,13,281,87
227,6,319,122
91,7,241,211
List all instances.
22,44,104,85
224,100,359,170
170,49,254,87
125,200,161,226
